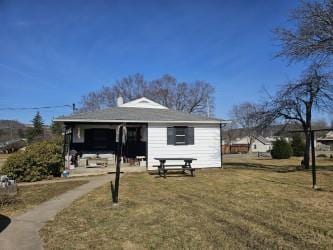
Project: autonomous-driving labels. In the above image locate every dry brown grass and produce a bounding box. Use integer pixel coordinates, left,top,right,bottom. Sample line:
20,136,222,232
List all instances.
223,155,333,171
0,180,88,217
41,169,333,249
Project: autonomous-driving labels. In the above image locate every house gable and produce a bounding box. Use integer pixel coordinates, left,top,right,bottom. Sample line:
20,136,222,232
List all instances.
119,97,168,109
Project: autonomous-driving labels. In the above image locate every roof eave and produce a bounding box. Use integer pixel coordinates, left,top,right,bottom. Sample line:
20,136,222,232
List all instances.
53,118,226,124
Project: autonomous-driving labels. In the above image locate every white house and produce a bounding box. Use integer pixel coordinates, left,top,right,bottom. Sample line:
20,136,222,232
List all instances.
55,97,227,170
250,136,273,153
231,136,273,153
317,131,333,151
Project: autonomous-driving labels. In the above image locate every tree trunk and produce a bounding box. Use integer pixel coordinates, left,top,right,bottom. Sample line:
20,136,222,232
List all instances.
303,131,311,169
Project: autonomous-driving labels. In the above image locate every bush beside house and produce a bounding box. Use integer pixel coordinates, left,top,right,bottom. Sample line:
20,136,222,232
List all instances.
271,139,293,159
1,140,64,182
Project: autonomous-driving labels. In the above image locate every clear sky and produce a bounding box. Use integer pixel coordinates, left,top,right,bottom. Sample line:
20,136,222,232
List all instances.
0,0,321,124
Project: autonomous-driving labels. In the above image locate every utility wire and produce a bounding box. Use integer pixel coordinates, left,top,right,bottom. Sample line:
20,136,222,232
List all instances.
0,104,74,111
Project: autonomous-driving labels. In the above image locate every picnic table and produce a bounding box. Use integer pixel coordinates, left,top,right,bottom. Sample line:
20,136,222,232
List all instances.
154,158,197,178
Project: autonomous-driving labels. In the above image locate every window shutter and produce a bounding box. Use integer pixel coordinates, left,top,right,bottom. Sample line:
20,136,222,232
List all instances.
167,127,175,145
186,127,194,145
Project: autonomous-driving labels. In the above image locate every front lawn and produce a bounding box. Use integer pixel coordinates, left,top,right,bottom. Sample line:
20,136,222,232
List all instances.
41,169,333,249
0,180,88,217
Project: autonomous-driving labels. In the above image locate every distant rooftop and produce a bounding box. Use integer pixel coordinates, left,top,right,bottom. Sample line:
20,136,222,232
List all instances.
256,136,271,145
317,131,333,141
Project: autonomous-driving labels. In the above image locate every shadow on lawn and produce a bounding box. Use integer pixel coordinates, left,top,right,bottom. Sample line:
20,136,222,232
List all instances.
0,214,11,232
149,171,195,178
224,162,296,173
224,162,333,173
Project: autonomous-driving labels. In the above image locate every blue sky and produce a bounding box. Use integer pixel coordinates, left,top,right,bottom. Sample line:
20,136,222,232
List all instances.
0,0,322,124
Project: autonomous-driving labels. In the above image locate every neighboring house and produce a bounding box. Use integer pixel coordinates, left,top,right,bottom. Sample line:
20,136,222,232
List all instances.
317,131,333,151
54,97,227,170
250,136,273,153
224,136,273,154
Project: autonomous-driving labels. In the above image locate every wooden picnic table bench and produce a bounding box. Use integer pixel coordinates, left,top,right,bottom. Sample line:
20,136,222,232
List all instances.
154,158,197,178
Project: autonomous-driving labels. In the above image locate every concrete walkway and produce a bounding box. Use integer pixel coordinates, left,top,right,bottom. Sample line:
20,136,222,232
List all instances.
0,175,112,250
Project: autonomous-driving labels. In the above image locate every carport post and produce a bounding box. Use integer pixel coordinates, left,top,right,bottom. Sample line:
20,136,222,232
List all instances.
310,130,317,189
113,126,123,203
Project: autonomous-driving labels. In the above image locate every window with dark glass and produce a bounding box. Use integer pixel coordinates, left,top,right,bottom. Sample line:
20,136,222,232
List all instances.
127,128,138,142
175,127,186,144
167,127,194,145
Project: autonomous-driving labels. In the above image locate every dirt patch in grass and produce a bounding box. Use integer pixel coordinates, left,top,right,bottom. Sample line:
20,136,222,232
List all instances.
41,169,333,249
0,180,88,217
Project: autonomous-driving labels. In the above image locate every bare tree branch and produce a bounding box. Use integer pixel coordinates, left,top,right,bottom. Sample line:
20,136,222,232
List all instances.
79,74,215,116
274,0,333,62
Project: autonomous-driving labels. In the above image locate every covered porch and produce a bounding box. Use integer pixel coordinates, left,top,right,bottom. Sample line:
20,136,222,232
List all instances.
63,122,148,172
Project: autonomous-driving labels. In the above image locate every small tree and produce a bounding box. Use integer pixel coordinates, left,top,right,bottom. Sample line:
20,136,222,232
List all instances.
27,112,44,142
271,139,293,159
291,133,305,157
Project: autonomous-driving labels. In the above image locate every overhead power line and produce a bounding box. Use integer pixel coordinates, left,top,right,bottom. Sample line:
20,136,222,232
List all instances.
0,104,76,111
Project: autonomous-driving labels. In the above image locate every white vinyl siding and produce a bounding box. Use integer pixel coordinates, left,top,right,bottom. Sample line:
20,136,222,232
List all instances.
250,138,272,153
147,123,221,169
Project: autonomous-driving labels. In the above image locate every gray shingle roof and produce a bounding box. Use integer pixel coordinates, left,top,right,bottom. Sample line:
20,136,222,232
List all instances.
55,107,223,124
256,136,271,145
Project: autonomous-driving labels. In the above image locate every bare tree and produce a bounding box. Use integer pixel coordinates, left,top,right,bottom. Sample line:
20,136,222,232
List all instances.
270,0,333,168
274,0,333,62
185,81,214,115
230,102,262,147
81,74,147,111
260,64,333,168
80,89,112,111
222,121,238,144
146,74,177,108
80,74,215,116
113,73,147,102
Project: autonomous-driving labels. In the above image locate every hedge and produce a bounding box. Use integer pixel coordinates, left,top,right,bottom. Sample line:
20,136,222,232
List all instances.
271,139,293,159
